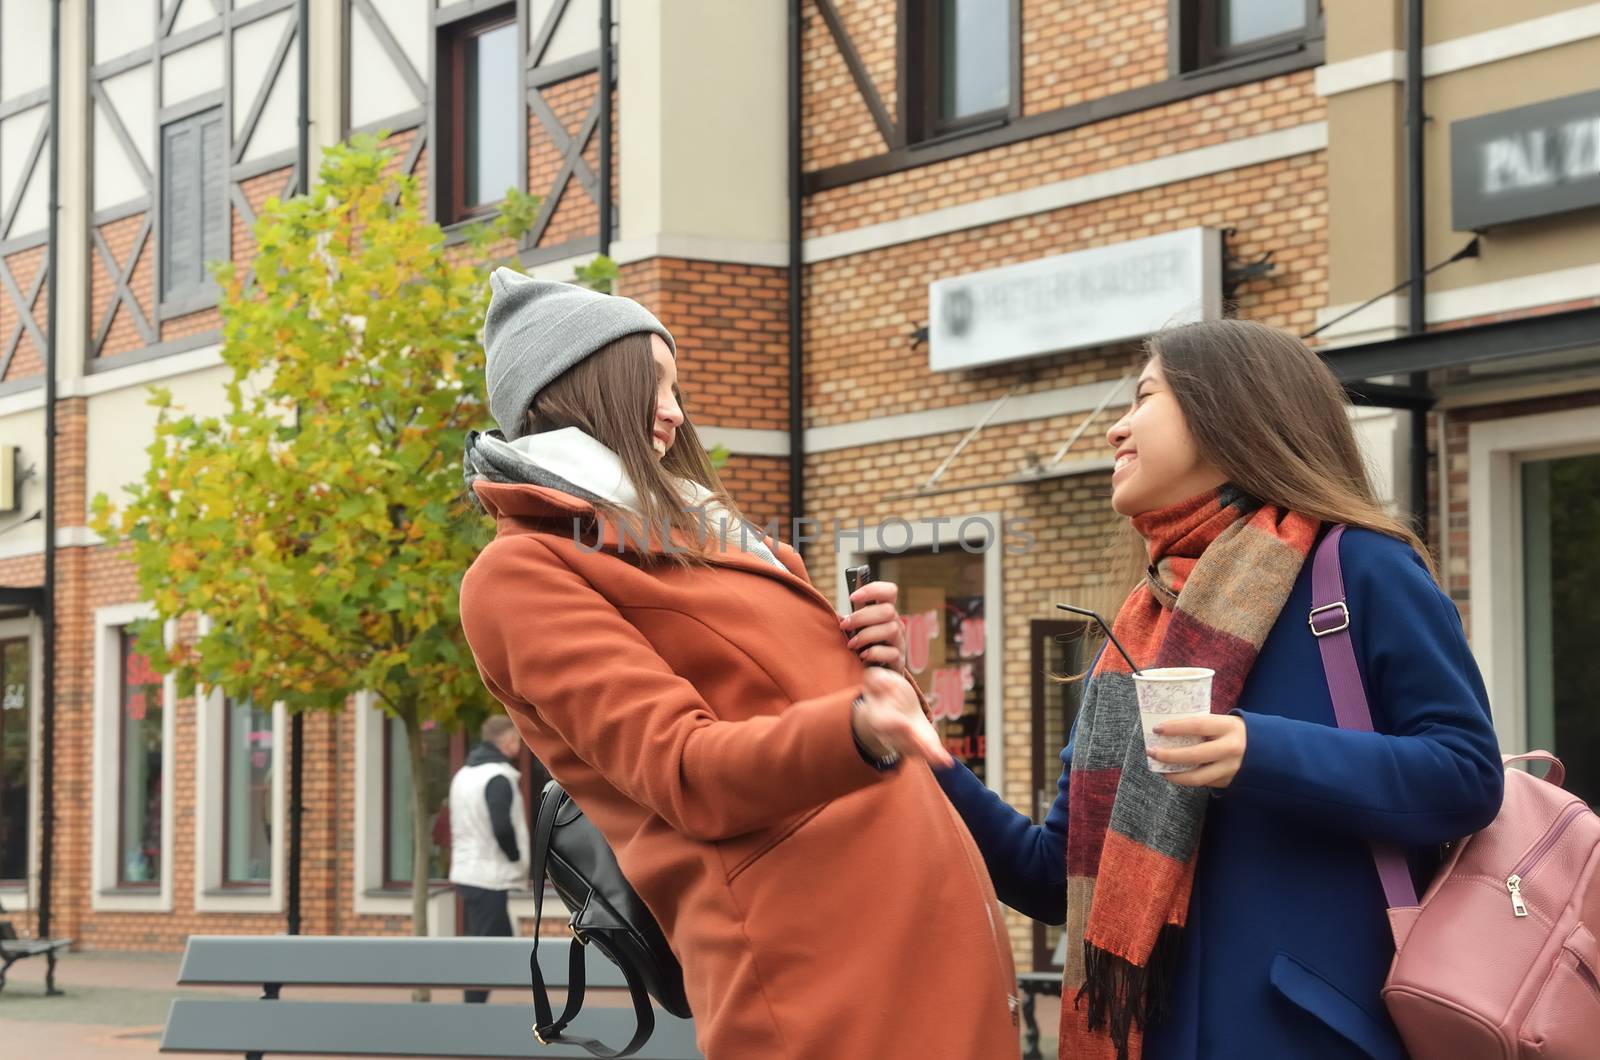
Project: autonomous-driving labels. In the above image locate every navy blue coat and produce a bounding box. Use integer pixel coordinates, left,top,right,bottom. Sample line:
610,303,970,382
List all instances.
938,528,1503,1059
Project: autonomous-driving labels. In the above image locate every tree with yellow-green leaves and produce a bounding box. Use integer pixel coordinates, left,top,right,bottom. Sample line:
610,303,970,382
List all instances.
91,133,616,937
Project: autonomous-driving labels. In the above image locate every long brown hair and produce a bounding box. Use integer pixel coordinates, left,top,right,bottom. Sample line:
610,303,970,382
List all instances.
1068,318,1434,675
525,332,750,566
1105,317,1434,590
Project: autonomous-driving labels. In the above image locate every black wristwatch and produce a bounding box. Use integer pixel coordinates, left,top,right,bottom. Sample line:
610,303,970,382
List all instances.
850,695,902,772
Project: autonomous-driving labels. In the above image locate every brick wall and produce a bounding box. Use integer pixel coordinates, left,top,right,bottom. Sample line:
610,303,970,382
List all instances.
0,245,48,383
90,215,155,360
804,151,1327,429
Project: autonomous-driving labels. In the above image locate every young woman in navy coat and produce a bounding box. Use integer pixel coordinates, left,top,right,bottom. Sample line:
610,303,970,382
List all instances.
936,320,1503,1059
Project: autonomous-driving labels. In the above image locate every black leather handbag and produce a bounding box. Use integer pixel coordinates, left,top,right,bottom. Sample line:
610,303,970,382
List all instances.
529,779,691,1058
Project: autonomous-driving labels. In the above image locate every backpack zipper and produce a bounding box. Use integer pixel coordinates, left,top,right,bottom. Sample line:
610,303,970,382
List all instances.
1504,802,1589,917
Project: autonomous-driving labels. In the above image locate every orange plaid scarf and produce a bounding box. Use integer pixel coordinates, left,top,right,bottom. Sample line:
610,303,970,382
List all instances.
1060,487,1318,1059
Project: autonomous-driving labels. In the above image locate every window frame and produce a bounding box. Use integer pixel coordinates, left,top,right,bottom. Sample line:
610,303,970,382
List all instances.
1173,0,1325,76
156,103,228,319
92,606,175,912
899,0,1023,148
435,4,520,227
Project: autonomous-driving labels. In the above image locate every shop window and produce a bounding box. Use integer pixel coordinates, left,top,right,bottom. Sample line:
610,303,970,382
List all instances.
0,637,30,885
118,630,164,887
872,547,990,781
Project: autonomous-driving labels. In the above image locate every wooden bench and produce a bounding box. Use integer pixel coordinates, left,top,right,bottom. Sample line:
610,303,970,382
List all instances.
160,935,703,1059
0,936,72,996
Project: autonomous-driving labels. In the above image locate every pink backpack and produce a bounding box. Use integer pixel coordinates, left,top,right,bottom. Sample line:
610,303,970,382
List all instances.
1312,526,1600,1058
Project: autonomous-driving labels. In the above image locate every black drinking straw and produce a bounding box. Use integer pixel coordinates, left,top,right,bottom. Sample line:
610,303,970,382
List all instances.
1056,603,1144,675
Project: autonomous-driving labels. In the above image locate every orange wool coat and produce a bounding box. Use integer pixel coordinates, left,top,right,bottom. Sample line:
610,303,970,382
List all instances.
460,480,1020,1060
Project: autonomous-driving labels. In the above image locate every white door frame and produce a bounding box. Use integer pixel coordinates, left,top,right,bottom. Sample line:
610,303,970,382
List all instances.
1468,406,1600,754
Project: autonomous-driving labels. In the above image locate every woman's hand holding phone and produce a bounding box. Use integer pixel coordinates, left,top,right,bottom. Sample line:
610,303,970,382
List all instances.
841,574,906,670
852,667,953,769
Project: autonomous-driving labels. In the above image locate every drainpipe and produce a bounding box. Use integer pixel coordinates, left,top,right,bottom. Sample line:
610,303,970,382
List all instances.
1404,0,1429,541
598,0,612,258
38,0,61,942
287,0,310,937
786,0,805,542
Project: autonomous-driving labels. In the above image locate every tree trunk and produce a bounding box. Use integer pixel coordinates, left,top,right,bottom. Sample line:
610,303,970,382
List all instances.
402,706,432,1002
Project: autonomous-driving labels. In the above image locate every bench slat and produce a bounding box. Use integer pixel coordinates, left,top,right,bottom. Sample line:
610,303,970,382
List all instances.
176,936,626,990
160,998,703,1059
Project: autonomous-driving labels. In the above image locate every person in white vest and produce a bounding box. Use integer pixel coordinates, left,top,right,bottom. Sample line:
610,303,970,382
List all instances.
448,714,531,1002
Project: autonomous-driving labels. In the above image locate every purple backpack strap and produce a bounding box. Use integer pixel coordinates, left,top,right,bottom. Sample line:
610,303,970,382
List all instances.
1310,524,1421,910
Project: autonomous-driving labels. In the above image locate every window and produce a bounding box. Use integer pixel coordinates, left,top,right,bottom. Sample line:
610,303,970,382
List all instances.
906,0,1016,144
0,637,30,885
382,717,452,886
438,8,520,224
1177,0,1322,73
118,630,164,888
871,548,990,780
159,108,226,308
222,698,274,886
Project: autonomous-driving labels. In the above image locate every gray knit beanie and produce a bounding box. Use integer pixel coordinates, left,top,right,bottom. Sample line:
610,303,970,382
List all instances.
482,267,676,439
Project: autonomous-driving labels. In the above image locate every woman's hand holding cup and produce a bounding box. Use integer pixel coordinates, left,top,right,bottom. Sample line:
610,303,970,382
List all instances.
852,666,953,769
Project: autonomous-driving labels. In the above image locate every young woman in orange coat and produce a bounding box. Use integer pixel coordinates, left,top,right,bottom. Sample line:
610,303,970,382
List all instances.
459,268,1023,1060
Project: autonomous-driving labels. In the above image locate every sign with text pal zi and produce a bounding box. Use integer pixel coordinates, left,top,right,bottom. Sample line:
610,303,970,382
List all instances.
1452,90,1600,231
928,227,1222,372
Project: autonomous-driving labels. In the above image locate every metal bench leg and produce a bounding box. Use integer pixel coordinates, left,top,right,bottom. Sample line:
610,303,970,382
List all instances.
1021,988,1041,1060
0,954,12,995
45,948,63,996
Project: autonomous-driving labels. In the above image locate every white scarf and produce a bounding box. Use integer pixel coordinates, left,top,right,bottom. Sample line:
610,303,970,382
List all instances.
474,427,783,570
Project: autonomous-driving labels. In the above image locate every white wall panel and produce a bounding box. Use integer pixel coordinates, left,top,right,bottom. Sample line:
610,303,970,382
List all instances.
0,105,44,207
232,8,290,140
241,36,298,161
369,0,429,85
530,0,598,65
169,0,215,37
349,2,422,128
7,144,46,235
1,0,53,99
94,0,157,67
161,35,224,108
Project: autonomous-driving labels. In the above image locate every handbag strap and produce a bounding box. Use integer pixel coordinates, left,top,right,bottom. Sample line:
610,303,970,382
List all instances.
528,785,659,1059
1310,524,1421,910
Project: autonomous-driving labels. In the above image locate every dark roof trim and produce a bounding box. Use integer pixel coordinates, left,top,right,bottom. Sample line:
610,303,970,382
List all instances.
1320,305,1600,384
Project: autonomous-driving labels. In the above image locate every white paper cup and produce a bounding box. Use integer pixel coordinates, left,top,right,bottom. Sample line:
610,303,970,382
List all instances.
1132,667,1215,773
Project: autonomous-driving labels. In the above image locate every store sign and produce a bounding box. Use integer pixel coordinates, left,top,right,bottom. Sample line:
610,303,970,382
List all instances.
1452,90,1600,230
928,227,1222,372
